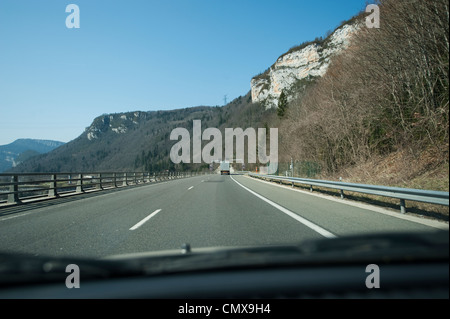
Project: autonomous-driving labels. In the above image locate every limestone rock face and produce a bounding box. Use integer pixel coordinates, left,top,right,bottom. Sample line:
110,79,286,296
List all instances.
251,23,358,109
85,111,147,140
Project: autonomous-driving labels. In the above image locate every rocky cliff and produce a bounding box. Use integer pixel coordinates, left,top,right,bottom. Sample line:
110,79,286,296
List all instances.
85,111,148,141
251,22,358,109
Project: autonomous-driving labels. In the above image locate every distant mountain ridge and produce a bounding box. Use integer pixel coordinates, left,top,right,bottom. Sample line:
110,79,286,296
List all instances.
9,93,271,173
0,139,65,172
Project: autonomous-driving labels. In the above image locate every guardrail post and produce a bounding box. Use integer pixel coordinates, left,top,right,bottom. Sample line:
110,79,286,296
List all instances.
76,174,83,193
98,173,103,190
339,177,344,199
7,175,20,204
310,185,313,192
123,173,128,186
48,174,58,197
400,199,406,214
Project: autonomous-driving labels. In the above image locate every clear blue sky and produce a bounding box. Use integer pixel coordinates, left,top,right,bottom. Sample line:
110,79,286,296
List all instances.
0,0,370,145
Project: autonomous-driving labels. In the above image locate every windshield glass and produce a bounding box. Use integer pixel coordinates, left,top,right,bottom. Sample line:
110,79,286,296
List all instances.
0,0,448,296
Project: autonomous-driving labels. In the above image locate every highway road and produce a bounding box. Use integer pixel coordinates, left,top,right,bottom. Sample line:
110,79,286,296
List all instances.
0,174,447,259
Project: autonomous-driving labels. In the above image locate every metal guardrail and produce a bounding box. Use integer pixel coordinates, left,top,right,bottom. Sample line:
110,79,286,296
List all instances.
248,173,449,214
0,171,209,206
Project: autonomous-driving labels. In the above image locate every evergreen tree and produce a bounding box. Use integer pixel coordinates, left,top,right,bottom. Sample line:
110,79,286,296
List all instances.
277,91,288,118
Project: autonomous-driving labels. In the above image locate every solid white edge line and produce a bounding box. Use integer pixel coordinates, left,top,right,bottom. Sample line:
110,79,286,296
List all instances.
230,176,337,239
188,186,194,190
129,209,162,230
0,212,33,221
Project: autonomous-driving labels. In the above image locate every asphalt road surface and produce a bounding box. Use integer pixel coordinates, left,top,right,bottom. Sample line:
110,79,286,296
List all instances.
0,174,446,259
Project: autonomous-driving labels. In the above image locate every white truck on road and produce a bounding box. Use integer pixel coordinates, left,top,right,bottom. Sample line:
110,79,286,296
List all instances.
220,161,230,175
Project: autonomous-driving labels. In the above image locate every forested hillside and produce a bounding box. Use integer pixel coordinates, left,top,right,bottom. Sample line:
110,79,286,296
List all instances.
11,93,274,173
